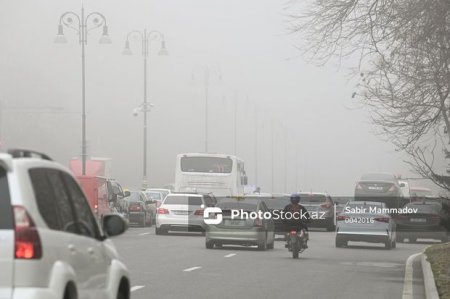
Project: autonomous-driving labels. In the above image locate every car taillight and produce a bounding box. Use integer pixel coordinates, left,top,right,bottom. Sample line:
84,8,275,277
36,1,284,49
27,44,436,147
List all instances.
290,230,297,236
430,215,441,223
194,209,204,216
129,205,141,211
336,215,349,221
388,185,396,192
321,202,332,209
254,218,263,227
374,217,390,223
157,208,169,214
14,206,42,260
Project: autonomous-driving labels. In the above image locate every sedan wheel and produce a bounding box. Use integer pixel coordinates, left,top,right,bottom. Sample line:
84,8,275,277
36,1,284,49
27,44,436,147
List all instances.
385,239,392,250
258,233,267,251
205,240,214,249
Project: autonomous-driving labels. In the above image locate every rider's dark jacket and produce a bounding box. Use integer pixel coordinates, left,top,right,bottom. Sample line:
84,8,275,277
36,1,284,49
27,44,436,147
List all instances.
282,203,310,232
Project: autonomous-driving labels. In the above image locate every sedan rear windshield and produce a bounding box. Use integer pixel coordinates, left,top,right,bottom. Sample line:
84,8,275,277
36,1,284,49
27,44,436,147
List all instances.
360,173,396,181
0,167,13,229
164,196,203,205
264,198,290,209
129,192,142,201
145,192,162,200
301,194,327,203
217,202,257,211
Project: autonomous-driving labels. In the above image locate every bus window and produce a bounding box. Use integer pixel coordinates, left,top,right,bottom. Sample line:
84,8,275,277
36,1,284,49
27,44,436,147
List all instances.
181,157,233,173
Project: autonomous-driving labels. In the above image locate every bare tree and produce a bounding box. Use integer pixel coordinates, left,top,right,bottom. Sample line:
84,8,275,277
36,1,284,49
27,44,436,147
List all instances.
290,0,450,191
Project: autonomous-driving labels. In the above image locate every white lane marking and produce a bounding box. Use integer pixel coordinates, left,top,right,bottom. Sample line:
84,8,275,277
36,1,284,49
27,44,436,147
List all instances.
139,232,150,236
224,253,236,258
183,266,202,272
131,286,145,292
402,252,422,299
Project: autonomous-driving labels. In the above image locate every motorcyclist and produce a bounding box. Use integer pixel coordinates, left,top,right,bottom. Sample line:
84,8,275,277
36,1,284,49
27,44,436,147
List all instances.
283,193,310,249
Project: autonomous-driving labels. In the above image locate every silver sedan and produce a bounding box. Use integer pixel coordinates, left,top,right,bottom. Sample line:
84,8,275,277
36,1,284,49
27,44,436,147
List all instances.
335,201,396,249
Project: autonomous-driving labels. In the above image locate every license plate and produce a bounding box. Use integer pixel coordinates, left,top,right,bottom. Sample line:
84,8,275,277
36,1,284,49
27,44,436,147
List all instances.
368,186,383,190
225,219,246,226
410,218,426,223
173,211,189,215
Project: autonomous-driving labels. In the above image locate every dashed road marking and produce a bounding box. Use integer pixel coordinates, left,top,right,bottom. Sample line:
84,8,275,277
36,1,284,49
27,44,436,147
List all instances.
224,253,236,258
183,266,202,272
131,286,145,292
139,232,150,236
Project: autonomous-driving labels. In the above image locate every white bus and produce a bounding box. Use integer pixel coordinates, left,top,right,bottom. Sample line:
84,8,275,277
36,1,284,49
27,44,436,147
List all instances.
174,153,248,196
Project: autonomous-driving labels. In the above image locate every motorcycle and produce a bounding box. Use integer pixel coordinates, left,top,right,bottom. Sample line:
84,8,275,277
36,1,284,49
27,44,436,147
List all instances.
287,228,307,259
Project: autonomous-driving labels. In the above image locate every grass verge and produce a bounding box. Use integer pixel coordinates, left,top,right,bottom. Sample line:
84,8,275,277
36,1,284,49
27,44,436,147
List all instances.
425,243,450,299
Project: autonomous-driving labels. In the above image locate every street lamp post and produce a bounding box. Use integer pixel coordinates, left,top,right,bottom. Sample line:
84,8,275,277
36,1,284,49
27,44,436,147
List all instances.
55,5,111,175
192,67,221,153
123,29,167,189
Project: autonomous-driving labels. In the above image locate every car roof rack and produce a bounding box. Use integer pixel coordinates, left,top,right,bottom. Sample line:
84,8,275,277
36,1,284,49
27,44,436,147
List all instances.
8,149,53,161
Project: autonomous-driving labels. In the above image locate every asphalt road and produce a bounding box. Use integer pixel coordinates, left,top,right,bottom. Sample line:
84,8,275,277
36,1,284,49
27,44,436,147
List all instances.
111,227,433,299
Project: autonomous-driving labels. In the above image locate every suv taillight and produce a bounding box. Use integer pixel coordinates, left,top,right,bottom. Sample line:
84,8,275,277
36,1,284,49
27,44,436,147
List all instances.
336,215,349,221
374,217,390,223
254,218,263,227
14,206,42,259
320,201,332,209
157,208,169,214
194,209,204,216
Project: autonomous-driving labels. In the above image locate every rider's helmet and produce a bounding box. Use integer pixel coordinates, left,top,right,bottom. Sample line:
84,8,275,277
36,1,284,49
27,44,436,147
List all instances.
290,193,301,205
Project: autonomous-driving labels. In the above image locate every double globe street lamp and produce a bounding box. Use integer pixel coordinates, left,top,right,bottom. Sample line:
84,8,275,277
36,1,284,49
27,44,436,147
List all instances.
122,29,168,189
55,5,111,175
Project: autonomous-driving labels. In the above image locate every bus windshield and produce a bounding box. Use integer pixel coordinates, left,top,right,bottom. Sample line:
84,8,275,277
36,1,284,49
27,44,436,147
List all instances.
180,156,233,173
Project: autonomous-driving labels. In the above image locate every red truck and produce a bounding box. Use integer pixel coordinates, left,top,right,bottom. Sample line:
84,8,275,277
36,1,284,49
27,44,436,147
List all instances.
76,175,111,220
70,159,114,220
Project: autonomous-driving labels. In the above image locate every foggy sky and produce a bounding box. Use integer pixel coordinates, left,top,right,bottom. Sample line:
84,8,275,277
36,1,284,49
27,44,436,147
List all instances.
0,0,430,195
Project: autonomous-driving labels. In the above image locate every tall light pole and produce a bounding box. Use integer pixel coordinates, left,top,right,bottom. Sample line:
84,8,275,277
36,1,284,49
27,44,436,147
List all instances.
271,120,275,193
55,5,111,175
123,29,168,189
254,106,258,188
192,67,221,153
222,90,247,156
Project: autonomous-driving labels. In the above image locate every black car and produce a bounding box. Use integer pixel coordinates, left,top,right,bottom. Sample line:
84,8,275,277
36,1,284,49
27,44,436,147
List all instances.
395,201,449,243
354,173,405,209
127,191,153,227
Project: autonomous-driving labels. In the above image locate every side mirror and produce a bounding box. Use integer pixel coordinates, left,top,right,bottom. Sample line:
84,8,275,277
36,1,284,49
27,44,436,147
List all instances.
124,190,131,197
399,183,406,187
102,214,127,237
145,201,155,205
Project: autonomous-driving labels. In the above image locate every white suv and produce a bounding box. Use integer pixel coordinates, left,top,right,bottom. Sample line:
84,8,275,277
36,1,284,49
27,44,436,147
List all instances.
0,149,130,299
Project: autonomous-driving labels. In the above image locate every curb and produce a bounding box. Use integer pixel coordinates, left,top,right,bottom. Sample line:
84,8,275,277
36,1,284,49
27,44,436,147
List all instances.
421,253,440,299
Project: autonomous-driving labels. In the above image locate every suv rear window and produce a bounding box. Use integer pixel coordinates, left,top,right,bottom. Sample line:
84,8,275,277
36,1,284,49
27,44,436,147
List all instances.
301,194,328,203
164,196,203,205
0,167,13,229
